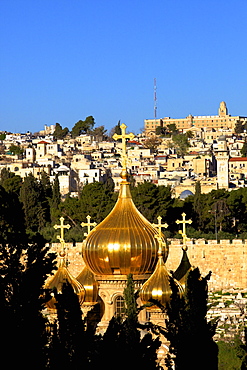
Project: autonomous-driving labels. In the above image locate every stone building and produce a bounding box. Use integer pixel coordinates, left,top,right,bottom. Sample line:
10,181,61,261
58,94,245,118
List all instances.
144,101,247,135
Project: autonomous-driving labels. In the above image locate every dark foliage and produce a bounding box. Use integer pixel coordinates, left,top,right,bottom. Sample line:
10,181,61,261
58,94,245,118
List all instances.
160,268,218,370
0,236,55,368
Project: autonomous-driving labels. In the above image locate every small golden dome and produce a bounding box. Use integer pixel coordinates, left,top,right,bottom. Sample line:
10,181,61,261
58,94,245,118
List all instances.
45,266,85,309
140,252,183,308
77,266,99,304
83,180,168,277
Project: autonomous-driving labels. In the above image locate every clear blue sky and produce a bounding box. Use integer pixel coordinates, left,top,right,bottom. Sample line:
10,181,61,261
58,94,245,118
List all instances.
1,0,247,135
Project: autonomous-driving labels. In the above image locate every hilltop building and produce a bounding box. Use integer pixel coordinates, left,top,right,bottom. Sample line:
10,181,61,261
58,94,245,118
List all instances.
144,101,247,135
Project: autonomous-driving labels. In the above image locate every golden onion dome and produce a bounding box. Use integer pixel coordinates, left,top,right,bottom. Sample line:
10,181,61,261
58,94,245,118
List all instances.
82,180,168,277
139,249,184,308
45,265,85,309
76,266,99,304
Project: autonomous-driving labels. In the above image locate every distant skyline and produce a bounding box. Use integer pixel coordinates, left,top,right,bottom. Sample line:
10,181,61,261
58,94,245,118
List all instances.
1,0,247,135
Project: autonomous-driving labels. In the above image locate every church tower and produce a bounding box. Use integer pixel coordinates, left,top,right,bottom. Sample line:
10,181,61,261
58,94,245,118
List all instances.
218,101,228,116
215,135,229,189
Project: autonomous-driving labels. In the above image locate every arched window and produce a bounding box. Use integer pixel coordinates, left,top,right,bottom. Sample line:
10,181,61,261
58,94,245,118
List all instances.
114,295,125,317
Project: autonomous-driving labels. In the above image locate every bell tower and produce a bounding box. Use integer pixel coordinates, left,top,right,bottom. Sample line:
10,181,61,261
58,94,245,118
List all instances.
218,101,228,117
215,136,229,189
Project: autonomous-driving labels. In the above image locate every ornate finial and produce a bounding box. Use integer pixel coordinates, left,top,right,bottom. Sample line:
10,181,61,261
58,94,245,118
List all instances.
112,123,135,179
152,216,168,238
81,215,97,237
175,212,192,249
54,217,71,265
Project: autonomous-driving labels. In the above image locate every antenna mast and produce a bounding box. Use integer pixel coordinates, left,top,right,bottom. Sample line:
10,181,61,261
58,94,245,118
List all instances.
154,78,157,119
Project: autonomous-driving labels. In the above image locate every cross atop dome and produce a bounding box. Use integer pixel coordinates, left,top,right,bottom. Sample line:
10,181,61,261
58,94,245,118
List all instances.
152,216,168,238
112,123,135,179
54,216,71,264
81,215,97,237
176,212,192,249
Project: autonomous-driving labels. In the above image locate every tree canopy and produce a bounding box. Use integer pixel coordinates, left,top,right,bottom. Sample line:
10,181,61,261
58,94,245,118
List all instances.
160,268,218,369
172,133,190,157
71,116,95,138
53,122,69,140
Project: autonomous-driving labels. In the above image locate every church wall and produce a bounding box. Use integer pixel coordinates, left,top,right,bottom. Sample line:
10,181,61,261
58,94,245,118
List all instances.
48,239,247,293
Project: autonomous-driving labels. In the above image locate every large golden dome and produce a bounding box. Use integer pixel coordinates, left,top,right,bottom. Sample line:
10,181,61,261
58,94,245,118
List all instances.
82,179,168,277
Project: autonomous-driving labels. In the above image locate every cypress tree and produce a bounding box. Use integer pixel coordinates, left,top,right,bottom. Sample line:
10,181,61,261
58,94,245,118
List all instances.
50,173,61,222
50,283,87,369
162,268,218,370
0,236,55,368
20,173,51,235
193,180,203,230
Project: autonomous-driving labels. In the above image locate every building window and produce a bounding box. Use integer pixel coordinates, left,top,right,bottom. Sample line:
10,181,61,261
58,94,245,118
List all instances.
114,296,125,317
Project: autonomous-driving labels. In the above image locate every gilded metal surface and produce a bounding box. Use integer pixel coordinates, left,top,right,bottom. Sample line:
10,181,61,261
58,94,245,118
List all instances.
83,180,168,276
140,255,184,307
45,267,85,309
77,266,99,304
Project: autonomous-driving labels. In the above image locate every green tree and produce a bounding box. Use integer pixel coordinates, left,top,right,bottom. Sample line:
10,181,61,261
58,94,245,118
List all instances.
91,125,107,142
167,123,178,134
143,135,162,153
49,283,88,369
91,274,161,370
131,182,160,222
155,185,173,222
109,120,122,138
218,335,246,370
0,236,55,368
226,188,247,234
0,168,22,194
19,173,51,236
8,143,24,157
79,182,116,224
241,328,247,369
162,268,218,370
50,173,61,221
0,184,26,244
119,274,161,370
186,130,194,139
193,181,203,231
235,121,244,134
155,126,167,136
172,134,190,157
241,141,247,157
53,122,69,140
71,116,95,138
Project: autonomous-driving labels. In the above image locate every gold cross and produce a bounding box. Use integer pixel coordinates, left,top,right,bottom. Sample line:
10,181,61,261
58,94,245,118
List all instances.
176,212,192,247
54,217,71,263
54,216,71,244
112,123,135,176
152,216,168,238
81,215,97,237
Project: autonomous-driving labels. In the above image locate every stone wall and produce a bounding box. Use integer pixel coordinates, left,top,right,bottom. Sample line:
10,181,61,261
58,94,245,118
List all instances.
48,242,85,278
48,239,247,292
166,239,247,292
